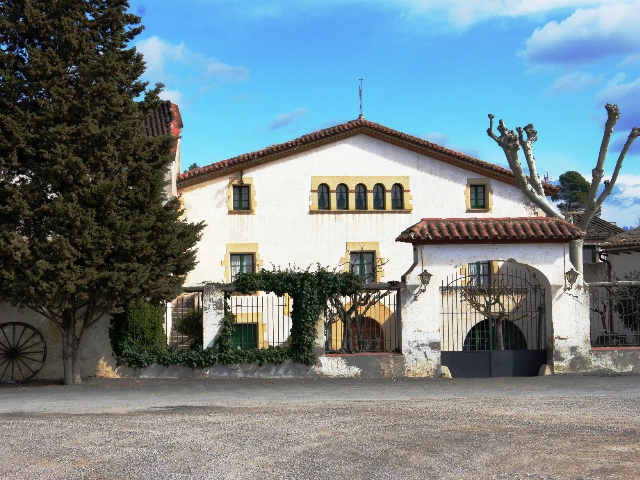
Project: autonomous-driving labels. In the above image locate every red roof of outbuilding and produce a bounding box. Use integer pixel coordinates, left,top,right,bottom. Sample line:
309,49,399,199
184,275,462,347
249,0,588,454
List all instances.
396,217,582,244
177,117,559,195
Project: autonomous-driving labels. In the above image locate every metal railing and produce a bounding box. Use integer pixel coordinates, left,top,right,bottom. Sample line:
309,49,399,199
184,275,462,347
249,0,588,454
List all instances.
589,281,640,347
225,293,292,350
324,289,399,353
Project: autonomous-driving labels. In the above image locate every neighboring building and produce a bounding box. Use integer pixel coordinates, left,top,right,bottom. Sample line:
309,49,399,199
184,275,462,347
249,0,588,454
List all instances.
600,226,640,279
143,100,183,197
177,116,557,287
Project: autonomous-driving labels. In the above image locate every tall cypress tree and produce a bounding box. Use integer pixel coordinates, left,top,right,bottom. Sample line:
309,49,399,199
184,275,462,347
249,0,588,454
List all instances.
0,0,204,384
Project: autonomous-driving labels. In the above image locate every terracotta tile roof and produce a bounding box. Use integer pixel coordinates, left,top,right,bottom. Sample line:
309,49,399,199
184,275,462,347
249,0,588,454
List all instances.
143,100,183,138
568,213,623,241
601,226,640,251
177,117,558,195
396,217,583,244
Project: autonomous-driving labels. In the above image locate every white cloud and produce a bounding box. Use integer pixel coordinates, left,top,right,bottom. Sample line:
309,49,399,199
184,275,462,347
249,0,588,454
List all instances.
548,73,602,94
202,0,622,27
521,1,640,66
136,36,249,83
268,107,308,130
159,89,184,104
596,75,640,130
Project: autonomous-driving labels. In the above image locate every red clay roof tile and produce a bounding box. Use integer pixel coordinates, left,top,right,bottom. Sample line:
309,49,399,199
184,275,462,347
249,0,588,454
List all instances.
396,217,582,244
176,117,558,195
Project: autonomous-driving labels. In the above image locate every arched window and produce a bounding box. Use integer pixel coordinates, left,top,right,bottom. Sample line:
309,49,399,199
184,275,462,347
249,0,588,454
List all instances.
373,184,385,210
391,183,404,209
355,183,367,210
317,183,330,210
336,183,349,210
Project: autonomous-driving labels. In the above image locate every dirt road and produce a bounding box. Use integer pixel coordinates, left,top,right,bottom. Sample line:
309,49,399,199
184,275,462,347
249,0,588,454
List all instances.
1,375,639,479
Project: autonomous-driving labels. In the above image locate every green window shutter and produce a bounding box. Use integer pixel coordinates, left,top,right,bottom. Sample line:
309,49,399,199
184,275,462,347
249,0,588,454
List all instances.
233,186,250,210
470,185,486,208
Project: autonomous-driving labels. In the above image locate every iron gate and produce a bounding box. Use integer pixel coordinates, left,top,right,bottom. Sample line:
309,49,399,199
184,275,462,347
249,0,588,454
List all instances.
440,266,547,378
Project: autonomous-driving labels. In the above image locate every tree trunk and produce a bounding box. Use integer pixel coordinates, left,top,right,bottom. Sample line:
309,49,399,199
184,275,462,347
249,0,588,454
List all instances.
495,314,505,351
61,311,82,385
569,239,583,273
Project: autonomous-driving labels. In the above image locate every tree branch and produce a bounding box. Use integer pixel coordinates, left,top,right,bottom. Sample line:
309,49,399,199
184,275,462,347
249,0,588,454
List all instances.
517,124,545,197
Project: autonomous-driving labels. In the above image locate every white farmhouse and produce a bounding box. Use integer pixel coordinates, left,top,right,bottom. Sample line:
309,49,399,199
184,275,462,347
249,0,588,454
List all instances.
178,116,557,287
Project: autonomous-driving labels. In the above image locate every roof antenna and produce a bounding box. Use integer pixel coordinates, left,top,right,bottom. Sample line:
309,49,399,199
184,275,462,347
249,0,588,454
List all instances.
358,78,364,119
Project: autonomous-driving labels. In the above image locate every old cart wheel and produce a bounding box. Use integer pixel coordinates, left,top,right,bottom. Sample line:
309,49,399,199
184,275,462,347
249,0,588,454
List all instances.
0,322,47,383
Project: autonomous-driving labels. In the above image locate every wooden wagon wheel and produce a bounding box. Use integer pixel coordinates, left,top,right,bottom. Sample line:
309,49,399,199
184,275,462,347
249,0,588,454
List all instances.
0,322,47,384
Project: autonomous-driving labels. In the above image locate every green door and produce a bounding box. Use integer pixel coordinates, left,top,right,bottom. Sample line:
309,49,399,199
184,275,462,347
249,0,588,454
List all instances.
232,323,258,350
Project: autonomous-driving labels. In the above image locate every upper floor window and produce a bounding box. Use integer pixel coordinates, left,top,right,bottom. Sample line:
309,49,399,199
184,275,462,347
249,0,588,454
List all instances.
336,183,349,210
350,251,376,283
233,185,250,210
391,183,404,209
355,184,367,210
318,183,330,210
230,253,254,281
470,185,486,209
373,184,385,210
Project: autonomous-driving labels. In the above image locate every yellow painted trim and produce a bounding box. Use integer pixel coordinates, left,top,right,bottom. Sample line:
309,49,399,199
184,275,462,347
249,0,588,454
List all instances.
465,178,493,213
222,243,264,283
340,241,385,281
227,176,257,215
310,176,412,212
235,312,269,349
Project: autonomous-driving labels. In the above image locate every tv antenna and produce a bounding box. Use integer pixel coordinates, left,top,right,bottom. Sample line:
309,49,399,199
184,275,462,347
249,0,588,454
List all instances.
359,78,364,119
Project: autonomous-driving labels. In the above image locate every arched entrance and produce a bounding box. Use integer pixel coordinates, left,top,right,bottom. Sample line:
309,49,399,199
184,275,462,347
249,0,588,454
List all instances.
440,262,547,377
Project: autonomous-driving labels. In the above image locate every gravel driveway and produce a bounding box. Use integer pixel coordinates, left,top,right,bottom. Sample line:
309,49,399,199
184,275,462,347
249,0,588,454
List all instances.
1,375,639,479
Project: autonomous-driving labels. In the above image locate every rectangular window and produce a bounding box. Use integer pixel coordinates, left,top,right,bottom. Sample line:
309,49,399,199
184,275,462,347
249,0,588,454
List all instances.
583,246,597,264
232,323,258,350
350,252,376,283
233,185,250,210
468,261,490,287
470,185,486,209
230,254,254,281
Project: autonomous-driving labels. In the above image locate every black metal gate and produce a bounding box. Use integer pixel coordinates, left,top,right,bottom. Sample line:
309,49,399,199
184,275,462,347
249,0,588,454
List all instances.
440,265,547,378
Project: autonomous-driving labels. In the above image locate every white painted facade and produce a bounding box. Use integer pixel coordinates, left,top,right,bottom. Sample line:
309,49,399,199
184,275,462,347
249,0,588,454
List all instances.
180,134,539,286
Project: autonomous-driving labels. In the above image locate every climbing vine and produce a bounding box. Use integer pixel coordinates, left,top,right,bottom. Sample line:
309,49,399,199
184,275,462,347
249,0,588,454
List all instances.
110,266,362,369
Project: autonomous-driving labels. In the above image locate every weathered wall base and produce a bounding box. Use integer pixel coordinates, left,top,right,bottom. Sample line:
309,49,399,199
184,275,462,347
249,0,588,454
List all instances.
115,354,407,379
557,348,640,374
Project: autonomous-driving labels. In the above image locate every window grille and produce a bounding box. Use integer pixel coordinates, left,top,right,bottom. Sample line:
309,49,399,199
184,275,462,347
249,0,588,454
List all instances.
355,184,367,210
233,185,250,210
470,185,486,209
391,183,403,209
317,183,330,210
336,183,349,210
373,184,385,210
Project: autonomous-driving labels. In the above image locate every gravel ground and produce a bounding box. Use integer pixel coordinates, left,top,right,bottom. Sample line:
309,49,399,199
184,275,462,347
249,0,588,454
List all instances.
1,375,639,479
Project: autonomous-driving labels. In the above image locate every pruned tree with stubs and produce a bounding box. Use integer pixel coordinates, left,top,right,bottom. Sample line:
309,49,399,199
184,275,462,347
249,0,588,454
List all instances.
487,104,639,270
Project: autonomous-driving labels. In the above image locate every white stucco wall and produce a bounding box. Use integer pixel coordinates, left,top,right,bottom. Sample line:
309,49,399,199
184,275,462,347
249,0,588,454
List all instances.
608,251,640,279
402,242,590,376
180,134,540,286
0,302,117,381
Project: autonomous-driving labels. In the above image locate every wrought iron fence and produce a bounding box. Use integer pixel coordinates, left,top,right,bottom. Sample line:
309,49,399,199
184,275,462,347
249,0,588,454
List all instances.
589,282,640,347
440,268,546,352
123,289,204,353
324,290,399,353
225,293,292,350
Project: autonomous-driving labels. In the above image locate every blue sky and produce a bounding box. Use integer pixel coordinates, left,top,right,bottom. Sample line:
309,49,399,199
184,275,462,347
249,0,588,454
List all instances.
129,0,640,227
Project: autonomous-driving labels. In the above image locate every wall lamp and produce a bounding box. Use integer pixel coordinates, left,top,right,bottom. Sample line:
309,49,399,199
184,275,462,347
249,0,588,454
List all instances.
418,270,433,286
564,267,580,290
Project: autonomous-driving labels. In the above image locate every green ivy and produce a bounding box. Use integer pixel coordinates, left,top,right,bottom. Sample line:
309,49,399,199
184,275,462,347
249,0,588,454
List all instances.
110,266,362,369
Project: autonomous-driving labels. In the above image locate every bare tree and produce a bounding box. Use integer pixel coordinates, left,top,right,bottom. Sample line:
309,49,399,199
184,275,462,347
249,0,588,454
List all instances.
487,104,639,270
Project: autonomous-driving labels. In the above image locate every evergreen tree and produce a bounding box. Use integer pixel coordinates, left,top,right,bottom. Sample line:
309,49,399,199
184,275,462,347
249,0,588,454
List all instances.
0,0,204,384
552,171,590,213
